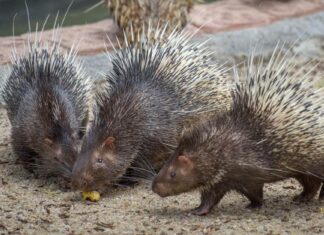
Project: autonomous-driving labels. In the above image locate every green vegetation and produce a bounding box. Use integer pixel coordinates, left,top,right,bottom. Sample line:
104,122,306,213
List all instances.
0,0,109,36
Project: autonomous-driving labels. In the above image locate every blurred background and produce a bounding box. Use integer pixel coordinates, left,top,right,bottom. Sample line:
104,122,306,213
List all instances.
0,0,217,36
0,0,108,36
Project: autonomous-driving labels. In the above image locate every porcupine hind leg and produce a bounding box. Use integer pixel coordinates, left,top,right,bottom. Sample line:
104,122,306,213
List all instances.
238,182,264,209
293,175,321,202
319,183,324,200
192,184,228,216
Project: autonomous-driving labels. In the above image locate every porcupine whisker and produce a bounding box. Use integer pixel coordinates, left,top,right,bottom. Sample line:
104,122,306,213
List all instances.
120,176,151,182
136,168,156,179
112,182,134,188
52,165,72,177
136,156,156,175
121,170,148,179
38,161,72,173
128,166,156,177
127,164,155,179
141,160,156,177
120,175,153,183
121,168,153,180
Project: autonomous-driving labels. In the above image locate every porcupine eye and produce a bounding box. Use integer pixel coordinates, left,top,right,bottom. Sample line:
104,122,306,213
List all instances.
170,172,176,178
97,158,103,164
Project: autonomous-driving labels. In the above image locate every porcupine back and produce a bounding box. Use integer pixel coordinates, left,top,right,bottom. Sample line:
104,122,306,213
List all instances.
4,44,89,123
107,26,232,116
231,48,324,176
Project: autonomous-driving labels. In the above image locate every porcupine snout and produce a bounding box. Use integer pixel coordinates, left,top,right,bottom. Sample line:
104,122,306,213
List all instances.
152,177,171,197
71,156,94,191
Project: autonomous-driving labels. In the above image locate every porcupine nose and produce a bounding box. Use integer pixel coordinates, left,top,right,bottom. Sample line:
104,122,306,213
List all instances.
152,181,169,197
71,175,87,190
71,166,89,190
71,169,80,190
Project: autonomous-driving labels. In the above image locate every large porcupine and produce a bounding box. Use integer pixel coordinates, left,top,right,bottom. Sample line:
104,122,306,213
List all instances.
152,48,324,215
2,37,91,180
71,26,232,191
105,0,199,41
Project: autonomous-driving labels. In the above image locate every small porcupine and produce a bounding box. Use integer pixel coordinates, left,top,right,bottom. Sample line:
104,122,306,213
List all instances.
71,26,232,191
105,0,199,41
152,48,324,215
2,36,91,180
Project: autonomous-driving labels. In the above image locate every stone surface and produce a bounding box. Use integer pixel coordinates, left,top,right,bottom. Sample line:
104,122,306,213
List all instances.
0,0,324,64
199,11,324,62
190,0,324,33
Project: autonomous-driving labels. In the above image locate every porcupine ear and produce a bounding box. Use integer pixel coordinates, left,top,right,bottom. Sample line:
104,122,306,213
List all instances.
178,155,192,166
104,137,115,149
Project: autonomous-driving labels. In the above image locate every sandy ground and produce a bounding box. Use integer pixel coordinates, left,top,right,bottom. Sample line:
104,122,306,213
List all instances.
1,54,324,234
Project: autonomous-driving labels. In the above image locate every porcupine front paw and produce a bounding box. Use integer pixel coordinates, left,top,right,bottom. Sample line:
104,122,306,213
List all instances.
191,204,214,216
191,189,225,216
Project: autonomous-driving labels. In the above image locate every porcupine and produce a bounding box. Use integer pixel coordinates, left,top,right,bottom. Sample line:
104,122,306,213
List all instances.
2,35,91,180
104,0,200,41
152,48,324,215
71,26,232,191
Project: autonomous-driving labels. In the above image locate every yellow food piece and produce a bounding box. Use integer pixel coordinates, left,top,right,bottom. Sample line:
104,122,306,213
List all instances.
82,191,101,202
